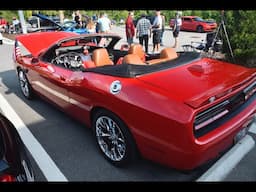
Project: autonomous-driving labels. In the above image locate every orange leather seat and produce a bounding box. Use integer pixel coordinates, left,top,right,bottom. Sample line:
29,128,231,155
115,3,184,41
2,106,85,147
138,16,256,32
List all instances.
122,54,146,65
128,44,146,62
92,48,114,67
147,48,178,65
160,47,178,60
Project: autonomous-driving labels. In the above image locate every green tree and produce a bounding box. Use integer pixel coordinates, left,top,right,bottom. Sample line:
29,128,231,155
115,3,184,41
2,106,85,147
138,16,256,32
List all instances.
222,10,256,67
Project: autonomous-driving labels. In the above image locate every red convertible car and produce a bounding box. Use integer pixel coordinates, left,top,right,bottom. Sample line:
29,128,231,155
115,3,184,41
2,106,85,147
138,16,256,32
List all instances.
13,31,256,170
170,16,217,33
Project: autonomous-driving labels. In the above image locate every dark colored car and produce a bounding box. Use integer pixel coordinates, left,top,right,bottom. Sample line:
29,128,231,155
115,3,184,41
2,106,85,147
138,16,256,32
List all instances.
28,13,88,34
0,111,34,182
170,16,217,33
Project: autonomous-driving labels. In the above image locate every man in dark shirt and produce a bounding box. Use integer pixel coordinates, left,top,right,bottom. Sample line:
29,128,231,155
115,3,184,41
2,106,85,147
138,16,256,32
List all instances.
136,13,152,53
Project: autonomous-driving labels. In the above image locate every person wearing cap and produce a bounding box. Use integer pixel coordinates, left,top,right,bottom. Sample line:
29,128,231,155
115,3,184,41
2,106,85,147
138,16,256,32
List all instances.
135,13,152,53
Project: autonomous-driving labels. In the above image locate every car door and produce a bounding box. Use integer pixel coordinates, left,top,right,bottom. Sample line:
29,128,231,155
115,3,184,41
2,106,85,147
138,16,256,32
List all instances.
28,59,70,109
182,17,192,31
64,71,92,124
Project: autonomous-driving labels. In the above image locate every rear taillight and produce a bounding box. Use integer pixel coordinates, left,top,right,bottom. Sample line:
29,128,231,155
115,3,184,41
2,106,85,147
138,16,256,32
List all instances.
0,174,16,182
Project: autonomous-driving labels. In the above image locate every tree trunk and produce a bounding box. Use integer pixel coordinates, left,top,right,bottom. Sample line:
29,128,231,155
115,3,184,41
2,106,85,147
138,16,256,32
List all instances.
59,10,64,24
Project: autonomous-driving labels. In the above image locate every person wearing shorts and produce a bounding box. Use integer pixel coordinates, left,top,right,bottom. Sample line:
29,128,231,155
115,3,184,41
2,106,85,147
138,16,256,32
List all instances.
172,12,182,48
152,10,162,53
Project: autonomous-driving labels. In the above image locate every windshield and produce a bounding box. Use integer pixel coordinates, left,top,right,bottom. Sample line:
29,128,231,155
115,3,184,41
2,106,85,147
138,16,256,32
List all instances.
194,17,204,22
63,21,76,29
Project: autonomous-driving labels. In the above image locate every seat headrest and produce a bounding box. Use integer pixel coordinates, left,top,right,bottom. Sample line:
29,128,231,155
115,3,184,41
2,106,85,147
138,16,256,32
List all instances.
160,48,178,60
92,48,113,67
122,54,145,65
128,44,146,62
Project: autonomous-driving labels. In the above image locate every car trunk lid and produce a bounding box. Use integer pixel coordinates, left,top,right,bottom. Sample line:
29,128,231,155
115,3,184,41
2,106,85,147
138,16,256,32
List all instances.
137,58,256,109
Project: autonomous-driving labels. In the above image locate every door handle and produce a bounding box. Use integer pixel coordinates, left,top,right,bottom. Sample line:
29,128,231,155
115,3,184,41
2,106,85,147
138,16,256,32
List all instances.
60,76,66,81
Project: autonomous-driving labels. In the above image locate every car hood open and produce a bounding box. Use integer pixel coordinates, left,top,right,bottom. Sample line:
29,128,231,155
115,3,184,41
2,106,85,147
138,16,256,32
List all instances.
32,13,63,30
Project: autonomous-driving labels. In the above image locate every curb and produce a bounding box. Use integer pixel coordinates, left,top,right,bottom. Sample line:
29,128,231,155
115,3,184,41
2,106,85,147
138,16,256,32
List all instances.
197,134,255,181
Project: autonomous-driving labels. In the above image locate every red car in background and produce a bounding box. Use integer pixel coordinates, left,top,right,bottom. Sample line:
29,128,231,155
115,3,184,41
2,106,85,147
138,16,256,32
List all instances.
170,16,217,33
0,17,7,33
13,31,256,170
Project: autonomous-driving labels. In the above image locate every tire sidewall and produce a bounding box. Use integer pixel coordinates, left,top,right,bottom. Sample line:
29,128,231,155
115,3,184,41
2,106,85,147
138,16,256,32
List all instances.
18,69,33,100
92,110,136,167
197,25,204,33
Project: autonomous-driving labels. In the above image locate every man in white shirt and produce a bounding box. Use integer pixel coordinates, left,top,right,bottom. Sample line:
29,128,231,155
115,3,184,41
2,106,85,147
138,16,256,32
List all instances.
152,10,162,53
172,11,182,48
97,13,111,33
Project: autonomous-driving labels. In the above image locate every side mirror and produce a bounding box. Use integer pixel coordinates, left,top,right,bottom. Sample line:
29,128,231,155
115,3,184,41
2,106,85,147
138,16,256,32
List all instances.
31,57,39,64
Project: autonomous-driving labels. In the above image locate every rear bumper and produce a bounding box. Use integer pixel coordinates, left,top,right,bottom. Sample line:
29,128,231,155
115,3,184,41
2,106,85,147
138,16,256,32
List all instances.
185,99,256,170
160,97,256,170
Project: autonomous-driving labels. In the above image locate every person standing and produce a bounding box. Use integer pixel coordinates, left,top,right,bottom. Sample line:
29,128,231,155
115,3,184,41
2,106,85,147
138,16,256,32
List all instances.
172,11,182,48
125,11,135,46
12,17,20,34
74,10,82,28
97,12,111,33
160,13,165,46
136,13,151,53
152,10,162,53
86,18,96,33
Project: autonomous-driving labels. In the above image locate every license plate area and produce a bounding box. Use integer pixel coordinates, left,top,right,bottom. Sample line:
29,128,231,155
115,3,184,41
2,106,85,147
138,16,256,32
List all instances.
234,127,248,144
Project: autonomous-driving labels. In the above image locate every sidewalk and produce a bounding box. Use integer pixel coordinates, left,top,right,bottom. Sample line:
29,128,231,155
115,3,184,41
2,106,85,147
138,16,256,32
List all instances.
224,122,256,181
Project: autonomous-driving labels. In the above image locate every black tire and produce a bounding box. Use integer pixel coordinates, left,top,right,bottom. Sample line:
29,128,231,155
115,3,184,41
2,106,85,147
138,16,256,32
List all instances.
196,25,204,33
16,145,35,181
92,109,137,167
0,40,3,45
18,70,34,100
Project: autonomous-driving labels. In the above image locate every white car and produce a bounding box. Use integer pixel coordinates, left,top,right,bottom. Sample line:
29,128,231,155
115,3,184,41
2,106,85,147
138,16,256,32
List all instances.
0,32,3,45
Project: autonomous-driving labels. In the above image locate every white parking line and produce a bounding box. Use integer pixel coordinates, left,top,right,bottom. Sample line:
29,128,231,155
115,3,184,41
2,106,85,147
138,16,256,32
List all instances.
0,93,68,181
197,134,255,182
3,37,15,45
249,122,256,134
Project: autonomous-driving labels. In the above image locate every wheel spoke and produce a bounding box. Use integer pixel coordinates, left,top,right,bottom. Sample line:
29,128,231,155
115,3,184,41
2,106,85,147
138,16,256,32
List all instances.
111,147,118,160
19,71,30,97
96,128,111,137
116,144,125,157
117,137,125,143
95,115,126,162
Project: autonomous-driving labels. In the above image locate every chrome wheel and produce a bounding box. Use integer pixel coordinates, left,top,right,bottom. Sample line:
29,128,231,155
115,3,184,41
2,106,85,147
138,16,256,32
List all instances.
18,70,32,99
95,116,126,162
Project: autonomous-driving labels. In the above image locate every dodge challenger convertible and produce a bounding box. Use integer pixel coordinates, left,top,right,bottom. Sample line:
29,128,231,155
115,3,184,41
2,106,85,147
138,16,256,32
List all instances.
13,31,256,170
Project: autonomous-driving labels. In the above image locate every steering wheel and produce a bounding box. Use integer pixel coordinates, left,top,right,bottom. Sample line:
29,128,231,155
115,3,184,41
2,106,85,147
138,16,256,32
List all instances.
66,52,83,68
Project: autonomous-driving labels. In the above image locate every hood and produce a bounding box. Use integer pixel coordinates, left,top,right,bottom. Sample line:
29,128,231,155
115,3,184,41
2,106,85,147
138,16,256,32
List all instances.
137,58,256,109
15,31,77,56
32,13,63,30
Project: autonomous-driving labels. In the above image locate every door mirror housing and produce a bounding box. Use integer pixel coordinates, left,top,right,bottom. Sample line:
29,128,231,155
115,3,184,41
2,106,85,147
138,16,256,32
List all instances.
31,57,39,64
